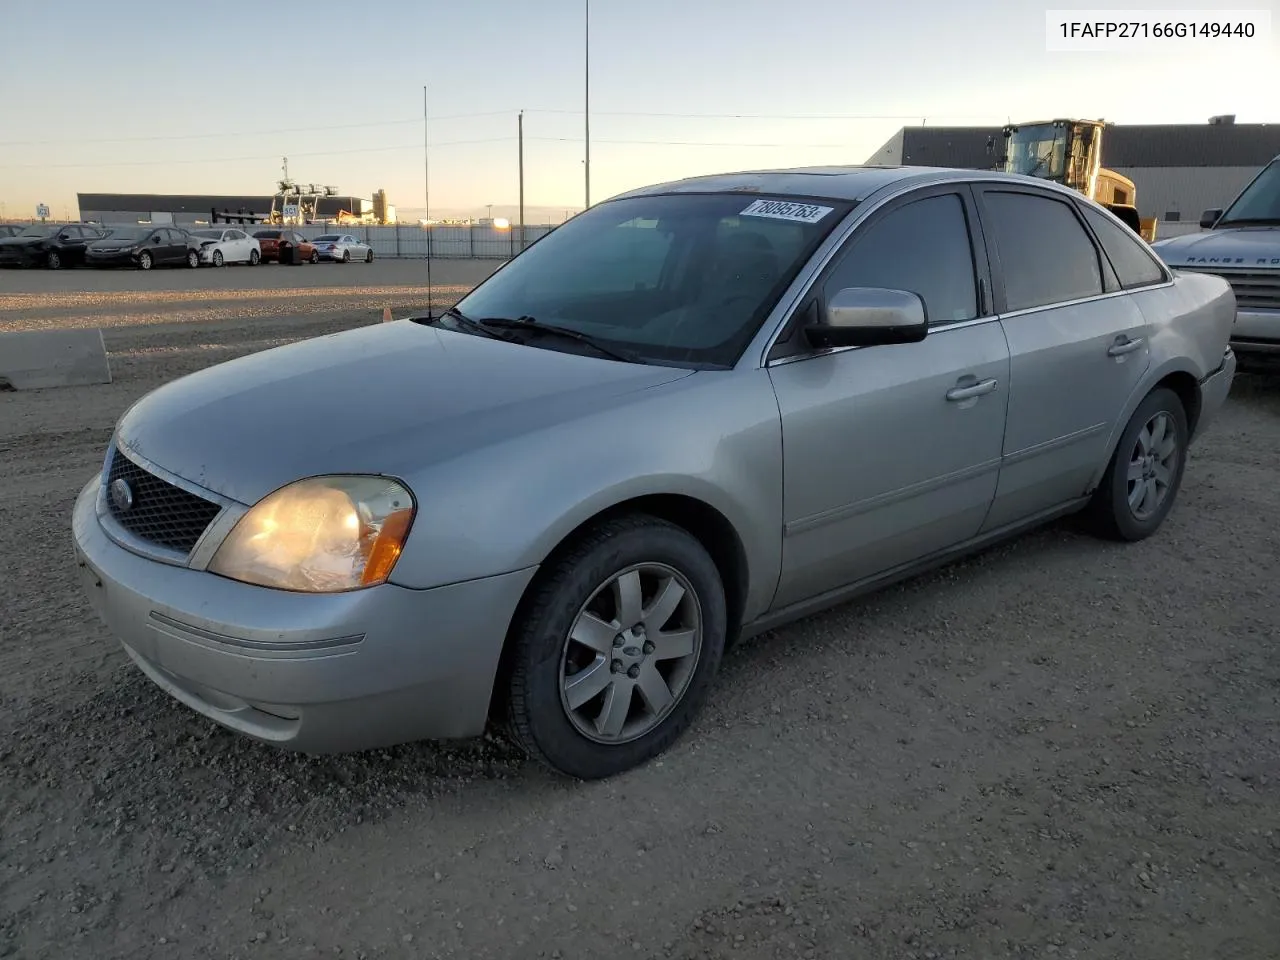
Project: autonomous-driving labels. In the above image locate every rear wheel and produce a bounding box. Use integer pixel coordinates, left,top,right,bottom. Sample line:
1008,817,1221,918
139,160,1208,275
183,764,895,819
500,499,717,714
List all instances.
309,250,319,264
138,251,153,271
504,514,726,780
47,250,63,270
1082,387,1188,541
249,249,260,266
186,250,200,269
342,249,351,263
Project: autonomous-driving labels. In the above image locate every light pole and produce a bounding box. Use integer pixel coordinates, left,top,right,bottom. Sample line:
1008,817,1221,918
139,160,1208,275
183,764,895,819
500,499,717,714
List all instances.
487,204,493,220
430,83,435,224
584,0,590,210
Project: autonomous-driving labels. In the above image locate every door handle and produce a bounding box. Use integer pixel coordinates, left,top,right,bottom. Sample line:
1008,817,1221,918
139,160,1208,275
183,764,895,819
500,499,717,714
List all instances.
1107,336,1145,357
946,378,998,402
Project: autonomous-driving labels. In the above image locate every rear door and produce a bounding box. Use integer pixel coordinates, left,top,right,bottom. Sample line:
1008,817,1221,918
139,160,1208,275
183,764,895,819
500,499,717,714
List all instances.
973,184,1152,530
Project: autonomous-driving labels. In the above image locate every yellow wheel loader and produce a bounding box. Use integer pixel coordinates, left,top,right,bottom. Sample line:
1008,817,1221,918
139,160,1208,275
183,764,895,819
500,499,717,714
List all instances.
995,119,1159,243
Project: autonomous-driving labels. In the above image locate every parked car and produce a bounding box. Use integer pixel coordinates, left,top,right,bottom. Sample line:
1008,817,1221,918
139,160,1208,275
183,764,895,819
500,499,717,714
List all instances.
72,165,1236,780
85,225,200,270
252,229,316,264
0,222,108,268
1151,153,1280,364
313,233,374,263
190,227,261,267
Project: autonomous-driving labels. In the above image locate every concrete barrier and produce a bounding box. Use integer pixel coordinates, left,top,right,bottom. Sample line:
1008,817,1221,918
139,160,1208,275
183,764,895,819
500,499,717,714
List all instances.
0,328,112,390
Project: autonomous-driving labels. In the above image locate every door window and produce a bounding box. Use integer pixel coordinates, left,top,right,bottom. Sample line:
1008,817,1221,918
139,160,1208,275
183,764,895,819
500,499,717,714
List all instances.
982,191,1103,311
823,193,979,326
1080,205,1166,289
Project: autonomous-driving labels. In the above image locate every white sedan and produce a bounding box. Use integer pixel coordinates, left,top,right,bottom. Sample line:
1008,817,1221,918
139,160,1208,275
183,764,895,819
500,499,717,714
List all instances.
313,233,374,263
190,228,261,267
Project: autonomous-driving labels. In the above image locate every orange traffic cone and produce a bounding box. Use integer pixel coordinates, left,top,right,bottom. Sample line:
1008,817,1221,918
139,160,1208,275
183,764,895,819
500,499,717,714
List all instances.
382,306,393,323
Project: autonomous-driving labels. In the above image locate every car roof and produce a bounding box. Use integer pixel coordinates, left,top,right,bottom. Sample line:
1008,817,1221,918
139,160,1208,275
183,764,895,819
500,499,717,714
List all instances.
606,164,1084,204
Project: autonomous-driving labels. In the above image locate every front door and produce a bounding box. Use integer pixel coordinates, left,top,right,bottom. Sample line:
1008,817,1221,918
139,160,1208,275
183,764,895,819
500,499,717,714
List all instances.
972,186,1152,530
767,187,1011,611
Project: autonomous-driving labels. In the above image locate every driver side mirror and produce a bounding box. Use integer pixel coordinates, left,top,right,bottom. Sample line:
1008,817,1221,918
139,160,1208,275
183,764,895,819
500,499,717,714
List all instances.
1199,208,1222,229
805,287,929,349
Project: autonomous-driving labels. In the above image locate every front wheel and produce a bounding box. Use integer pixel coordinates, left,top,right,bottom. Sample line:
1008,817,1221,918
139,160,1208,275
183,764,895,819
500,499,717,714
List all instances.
138,251,153,271
365,249,374,263
1082,387,1189,541
186,250,200,269
309,250,319,264
212,250,224,267
47,250,63,270
504,514,727,780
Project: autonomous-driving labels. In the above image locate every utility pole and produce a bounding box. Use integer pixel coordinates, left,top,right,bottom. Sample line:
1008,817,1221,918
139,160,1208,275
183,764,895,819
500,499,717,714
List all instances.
584,0,590,210
430,83,435,222
518,110,525,251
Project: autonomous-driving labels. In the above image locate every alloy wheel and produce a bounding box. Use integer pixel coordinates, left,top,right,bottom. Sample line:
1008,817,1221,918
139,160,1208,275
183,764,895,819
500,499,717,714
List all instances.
1127,410,1178,521
558,562,703,744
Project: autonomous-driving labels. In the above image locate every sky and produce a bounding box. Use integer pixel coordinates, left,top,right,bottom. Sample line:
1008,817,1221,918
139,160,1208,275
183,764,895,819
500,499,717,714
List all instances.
2,0,1277,223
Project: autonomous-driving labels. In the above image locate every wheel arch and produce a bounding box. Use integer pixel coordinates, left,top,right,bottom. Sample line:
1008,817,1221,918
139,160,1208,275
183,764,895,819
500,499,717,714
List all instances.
1089,362,1203,491
485,492,752,725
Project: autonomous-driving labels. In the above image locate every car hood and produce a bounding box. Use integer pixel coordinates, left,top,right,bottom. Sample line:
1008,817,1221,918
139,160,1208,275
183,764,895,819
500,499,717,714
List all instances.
1153,226,1280,267
115,320,696,505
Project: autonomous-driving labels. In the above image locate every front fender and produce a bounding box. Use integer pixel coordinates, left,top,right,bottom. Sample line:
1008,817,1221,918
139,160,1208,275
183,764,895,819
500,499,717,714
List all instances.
386,370,786,625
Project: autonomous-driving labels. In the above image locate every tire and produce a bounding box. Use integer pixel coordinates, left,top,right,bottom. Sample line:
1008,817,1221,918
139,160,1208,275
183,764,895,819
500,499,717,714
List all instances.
505,514,727,780
212,250,224,267
249,249,260,266
47,250,63,270
342,250,351,263
365,249,374,263
310,250,319,264
1082,387,1189,542
186,250,200,269
138,252,153,271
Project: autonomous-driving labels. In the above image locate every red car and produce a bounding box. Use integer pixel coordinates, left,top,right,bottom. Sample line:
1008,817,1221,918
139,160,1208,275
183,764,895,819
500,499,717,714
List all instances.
252,229,317,265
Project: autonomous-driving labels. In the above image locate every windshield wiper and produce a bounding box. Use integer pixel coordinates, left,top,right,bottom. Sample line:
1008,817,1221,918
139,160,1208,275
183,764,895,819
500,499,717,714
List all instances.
419,305,511,340
473,316,642,363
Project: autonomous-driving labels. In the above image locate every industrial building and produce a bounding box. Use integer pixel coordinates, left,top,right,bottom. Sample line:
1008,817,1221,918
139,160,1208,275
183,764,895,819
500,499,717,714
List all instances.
76,192,380,226
864,117,1280,225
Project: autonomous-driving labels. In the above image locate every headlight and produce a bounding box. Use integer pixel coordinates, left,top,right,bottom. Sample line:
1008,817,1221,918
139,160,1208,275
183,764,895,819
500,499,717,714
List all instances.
207,475,415,593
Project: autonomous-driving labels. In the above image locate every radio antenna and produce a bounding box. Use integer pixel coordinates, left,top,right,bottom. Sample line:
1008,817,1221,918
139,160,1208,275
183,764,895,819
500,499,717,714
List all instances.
423,84,435,319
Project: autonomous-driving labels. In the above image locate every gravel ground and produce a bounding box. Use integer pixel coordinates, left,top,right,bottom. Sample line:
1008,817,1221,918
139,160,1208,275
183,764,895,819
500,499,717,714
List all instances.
1,278,1277,959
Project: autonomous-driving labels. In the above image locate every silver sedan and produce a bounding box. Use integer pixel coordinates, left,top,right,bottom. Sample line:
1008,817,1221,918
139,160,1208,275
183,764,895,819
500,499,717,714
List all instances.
312,233,373,263
72,165,1237,780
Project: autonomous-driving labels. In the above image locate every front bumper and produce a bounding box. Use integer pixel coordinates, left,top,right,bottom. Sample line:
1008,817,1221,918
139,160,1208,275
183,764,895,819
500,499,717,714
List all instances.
71,477,536,753
1193,347,1236,442
1229,308,1280,354
0,246,41,266
197,247,219,263
86,251,138,268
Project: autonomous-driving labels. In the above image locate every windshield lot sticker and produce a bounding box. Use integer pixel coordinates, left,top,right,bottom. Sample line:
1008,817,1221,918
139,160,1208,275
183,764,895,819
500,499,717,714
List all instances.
739,199,834,224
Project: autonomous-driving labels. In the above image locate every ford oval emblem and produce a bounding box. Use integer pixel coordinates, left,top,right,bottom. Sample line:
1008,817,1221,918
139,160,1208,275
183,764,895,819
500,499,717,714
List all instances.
109,478,134,513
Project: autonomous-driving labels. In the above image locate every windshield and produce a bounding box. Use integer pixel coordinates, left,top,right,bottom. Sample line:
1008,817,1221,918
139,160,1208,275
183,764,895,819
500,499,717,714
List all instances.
1218,157,1280,224
451,193,849,367
18,225,56,238
102,227,151,241
1003,124,1067,179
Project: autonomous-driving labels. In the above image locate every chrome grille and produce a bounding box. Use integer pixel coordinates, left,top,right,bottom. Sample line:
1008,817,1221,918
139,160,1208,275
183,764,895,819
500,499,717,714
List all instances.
1176,266,1280,310
105,450,222,554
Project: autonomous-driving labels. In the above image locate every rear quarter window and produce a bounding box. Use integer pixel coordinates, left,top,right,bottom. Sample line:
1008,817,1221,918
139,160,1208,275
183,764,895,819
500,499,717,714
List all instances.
1080,205,1167,289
